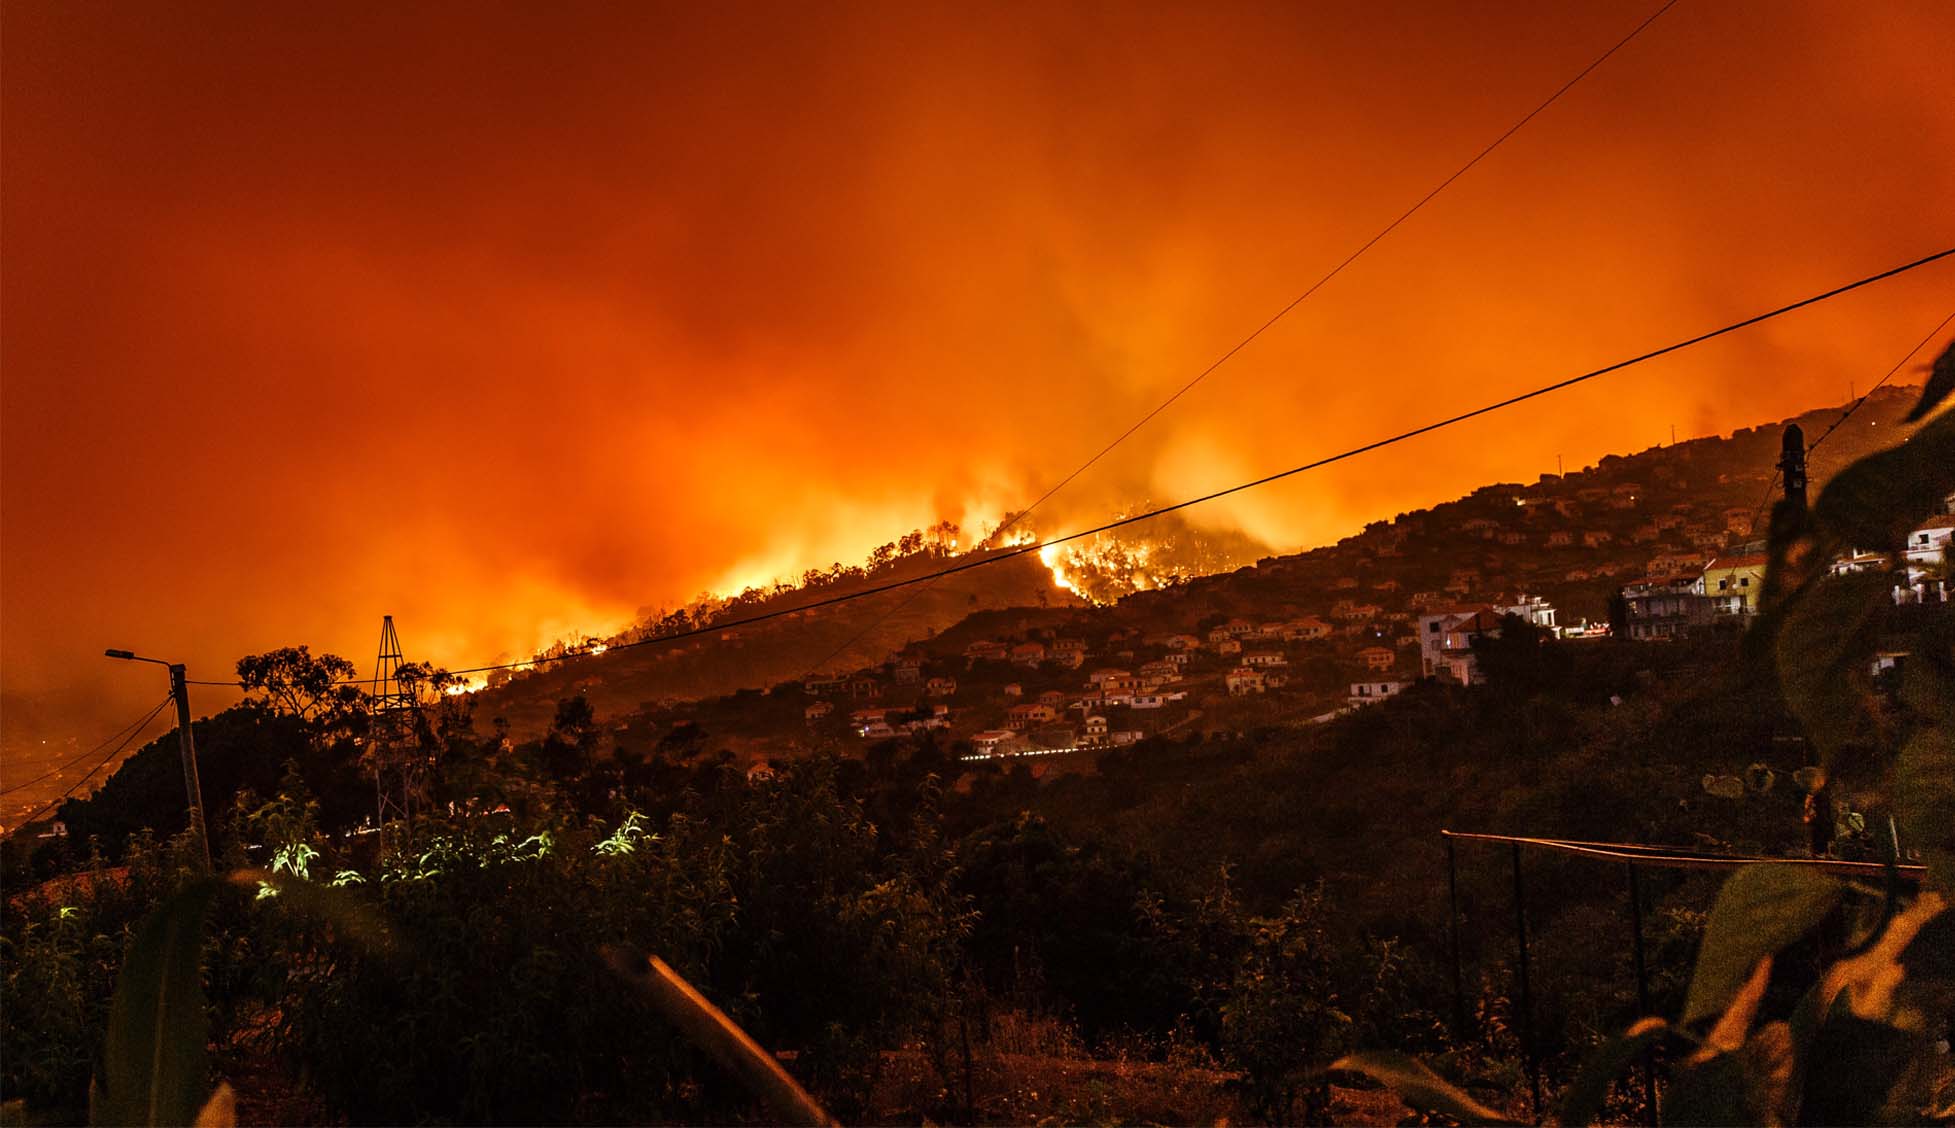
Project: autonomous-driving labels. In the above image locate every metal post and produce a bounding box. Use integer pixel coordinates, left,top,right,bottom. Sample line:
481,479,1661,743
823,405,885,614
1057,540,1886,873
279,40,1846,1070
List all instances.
1446,834,1467,1039
1511,842,1541,1123
1628,863,1658,1125
167,664,212,870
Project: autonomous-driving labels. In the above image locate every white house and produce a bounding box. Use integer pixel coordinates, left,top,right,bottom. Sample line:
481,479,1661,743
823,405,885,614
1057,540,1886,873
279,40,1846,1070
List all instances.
1348,680,1409,707
1905,525,1952,570
1417,607,1503,682
1495,594,1558,631
971,730,1024,755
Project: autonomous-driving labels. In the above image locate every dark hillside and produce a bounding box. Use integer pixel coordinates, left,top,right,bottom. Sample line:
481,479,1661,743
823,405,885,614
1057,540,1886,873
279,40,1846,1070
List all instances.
474,550,1082,737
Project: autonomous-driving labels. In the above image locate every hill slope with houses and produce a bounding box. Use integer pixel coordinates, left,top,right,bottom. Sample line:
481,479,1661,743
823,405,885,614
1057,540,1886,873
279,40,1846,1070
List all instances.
485,386,1943,755
559,387,1947,766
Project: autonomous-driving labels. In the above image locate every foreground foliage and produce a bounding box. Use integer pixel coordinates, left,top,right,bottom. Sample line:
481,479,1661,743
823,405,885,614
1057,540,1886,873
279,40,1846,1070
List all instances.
5,350,1950,1124
1342,346,1955,1124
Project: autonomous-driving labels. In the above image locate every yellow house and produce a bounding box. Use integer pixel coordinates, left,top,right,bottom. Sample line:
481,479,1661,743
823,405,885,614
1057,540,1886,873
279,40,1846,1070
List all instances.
1699,554,1767,615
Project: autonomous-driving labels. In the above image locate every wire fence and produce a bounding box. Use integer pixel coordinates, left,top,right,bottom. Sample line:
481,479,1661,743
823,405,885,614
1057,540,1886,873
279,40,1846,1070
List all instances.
1438,829,1924,1125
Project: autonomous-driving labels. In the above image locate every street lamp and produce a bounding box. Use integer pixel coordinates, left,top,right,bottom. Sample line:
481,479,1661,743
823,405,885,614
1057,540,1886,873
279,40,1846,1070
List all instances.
105,649,211,870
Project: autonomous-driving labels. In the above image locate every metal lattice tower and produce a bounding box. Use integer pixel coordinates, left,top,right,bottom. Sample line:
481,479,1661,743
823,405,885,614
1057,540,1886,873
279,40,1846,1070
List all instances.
370,614,414,715
366,615,421,848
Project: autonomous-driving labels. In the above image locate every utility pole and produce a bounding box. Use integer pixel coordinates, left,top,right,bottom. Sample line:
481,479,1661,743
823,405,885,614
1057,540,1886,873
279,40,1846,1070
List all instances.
105,649,212,870
168,664,213,870
1779,423,1808,516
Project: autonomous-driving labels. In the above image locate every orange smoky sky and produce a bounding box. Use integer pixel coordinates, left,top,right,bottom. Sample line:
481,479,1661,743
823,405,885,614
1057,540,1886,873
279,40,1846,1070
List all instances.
3,0,1953,750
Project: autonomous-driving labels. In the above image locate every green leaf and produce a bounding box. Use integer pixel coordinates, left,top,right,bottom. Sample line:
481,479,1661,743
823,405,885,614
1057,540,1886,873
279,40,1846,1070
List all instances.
1558,1017,1666,1127
1775,572,1892,760
1897,907,1955,984
1903,339,1955,422
192,1083,236,1128
1896,729,1955,892
1810,409,1955,551
1798,1015,1919,1125
1663,1052,1749,1126
89,879,223,1127
229,868,393,955
1897,615,1955,720
1328,1051,1518,1125
1684,865,1842,1026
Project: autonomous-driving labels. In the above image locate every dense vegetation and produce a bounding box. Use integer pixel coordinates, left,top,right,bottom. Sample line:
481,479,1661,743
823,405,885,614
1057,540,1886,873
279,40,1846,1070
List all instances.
0,622,1921,1124
4,363,1950,1124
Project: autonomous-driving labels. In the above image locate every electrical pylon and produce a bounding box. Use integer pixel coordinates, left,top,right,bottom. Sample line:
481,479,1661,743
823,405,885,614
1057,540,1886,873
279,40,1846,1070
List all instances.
366,615,421,851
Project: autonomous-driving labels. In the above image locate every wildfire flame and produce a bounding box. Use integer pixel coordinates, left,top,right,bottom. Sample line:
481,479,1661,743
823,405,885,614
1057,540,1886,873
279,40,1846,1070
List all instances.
1038,543,1081,597
1027,510,1266,605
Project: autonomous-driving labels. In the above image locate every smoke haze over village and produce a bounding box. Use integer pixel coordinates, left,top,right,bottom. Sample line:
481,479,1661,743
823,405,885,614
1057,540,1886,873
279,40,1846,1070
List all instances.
4,0,1953,750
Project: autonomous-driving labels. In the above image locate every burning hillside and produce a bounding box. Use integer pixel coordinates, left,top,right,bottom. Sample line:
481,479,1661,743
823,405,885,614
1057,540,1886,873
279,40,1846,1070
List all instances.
1036,509,1268,605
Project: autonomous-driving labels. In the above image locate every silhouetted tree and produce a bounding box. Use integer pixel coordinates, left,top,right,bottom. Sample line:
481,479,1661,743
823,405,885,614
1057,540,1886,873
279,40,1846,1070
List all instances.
235,647,361,725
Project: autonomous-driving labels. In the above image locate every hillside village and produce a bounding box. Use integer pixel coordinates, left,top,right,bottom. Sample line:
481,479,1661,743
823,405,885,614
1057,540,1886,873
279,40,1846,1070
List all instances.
587,386,1947,770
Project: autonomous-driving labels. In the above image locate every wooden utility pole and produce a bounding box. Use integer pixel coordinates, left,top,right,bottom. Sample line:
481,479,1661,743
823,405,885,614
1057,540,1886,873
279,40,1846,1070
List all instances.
168,663,213,870
105,648,212,870
1779,423,1808,516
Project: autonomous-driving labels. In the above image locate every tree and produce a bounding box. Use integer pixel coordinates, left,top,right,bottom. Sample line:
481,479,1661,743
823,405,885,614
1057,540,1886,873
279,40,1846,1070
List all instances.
235,647,361,726
542,696,600,780
1223,886,1348,1125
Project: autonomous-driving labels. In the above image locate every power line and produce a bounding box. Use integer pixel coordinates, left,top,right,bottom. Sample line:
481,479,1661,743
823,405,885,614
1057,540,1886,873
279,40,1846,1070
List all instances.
796,0,1683,675
1808,309,1955,453
2,695,176,835
205,243,1948,690
998,0,1681,545
0,695,175,797
1743,308,1955,537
